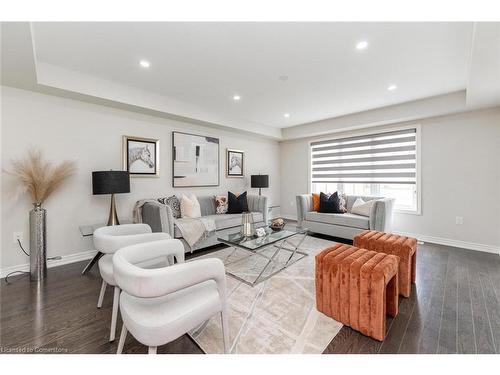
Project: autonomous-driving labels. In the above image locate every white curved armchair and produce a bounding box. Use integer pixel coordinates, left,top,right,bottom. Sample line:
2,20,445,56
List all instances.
92,223,171,341
113,239,229,354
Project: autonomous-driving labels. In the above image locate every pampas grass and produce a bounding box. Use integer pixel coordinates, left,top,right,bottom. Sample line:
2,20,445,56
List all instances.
7,148,76,204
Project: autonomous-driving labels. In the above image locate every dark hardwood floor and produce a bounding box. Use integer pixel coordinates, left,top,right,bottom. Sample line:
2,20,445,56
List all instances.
1,239,499,354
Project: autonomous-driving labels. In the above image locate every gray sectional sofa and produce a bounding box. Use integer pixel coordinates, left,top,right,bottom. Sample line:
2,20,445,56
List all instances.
141,194,268,252
296,194,395,240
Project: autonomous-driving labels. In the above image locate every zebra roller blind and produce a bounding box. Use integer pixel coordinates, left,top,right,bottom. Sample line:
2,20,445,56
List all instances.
311,128,417,185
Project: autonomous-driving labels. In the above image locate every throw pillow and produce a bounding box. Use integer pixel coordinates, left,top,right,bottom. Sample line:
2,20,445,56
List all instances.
214,195,228,214
180,194,201,218
158,195,181,218
312,193,320,211
227,191,249,214
319,191,346,214
351,198,376,217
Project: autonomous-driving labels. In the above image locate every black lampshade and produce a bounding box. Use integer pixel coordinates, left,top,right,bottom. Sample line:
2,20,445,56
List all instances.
92,171,130,195
251,174,269,189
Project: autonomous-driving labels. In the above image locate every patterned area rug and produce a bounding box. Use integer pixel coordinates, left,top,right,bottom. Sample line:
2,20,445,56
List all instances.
188,235,343,354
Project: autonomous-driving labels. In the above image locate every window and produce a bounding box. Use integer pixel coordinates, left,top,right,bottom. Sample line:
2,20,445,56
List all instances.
310,127,419,213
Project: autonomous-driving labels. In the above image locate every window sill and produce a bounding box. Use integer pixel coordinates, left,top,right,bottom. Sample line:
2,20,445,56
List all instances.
395,208,421,216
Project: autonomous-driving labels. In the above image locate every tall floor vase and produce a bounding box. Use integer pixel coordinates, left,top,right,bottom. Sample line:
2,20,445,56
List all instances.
30,203,47,281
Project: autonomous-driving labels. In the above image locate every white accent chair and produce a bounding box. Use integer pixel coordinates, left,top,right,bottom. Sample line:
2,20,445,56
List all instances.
93,223,171,341
113,239,230,354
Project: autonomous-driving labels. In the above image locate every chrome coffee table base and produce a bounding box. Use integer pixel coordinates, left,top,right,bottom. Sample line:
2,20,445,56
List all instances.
221,232,308,287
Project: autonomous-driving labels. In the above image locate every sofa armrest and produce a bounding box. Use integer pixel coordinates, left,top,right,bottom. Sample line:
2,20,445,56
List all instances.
142,201,175,237
247,194,269,224
369,198,395,232
296,194,313,227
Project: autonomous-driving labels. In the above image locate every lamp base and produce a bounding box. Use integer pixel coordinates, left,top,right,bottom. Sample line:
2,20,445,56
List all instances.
107,193,120,226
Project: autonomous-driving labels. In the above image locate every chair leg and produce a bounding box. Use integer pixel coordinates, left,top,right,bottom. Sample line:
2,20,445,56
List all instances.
221,309,230,354
116,324,127,354
109,286,120,342
97,280,107,308
148,346,157,354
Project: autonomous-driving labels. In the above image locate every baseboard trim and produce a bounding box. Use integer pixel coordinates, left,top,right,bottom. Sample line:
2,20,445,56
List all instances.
2,228,497,278
282,213,499,255
0,249,97,279
394,231,500,255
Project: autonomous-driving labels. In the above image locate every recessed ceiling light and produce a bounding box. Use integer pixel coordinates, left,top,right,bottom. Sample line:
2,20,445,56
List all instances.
233,95,241,101
139,60,150,68
356,41,369,50
387,84,397,91
284,113,290,118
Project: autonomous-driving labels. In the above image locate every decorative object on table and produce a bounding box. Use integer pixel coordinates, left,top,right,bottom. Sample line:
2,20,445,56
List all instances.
158,195,181,218
227,191,248,214
251,174,269,196
240,212,255,237
319,191,347,214
214,195,228,214
226,149,244,177
122,135,159,177
172,131,219,187
270,217,285,231
255,227,266,237
92,170,130,226
7,148,76,281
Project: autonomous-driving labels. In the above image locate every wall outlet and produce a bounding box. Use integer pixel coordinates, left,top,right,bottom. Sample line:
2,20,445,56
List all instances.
290,200,295,207
13,231,24,244
455,216,464,225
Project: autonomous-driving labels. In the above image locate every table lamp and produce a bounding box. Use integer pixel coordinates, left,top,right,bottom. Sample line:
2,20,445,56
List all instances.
251,174,269,196
92,170,130,226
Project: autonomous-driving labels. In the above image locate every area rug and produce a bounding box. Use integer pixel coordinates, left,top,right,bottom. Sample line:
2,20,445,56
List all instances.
188,235,343,354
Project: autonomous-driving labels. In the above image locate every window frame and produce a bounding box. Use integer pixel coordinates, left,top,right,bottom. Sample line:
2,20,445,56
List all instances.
308,124,422,215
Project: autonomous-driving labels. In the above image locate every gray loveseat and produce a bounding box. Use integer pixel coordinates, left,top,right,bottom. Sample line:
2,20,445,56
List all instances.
296,194,395,240
141,194,268,252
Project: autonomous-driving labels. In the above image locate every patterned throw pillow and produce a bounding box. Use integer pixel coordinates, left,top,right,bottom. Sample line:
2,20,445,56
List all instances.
319,191,347,214
158,195,181,218
338,192,348,213
214,195,228,214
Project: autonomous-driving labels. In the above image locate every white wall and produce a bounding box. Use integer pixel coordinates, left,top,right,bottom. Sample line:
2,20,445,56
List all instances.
280,108,500,252
1,86,281,271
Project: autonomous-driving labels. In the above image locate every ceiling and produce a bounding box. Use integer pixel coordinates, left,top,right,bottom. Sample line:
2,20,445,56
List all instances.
2,22,499,139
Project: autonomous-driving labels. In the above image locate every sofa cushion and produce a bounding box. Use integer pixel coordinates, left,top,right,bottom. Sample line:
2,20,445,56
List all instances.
173,212,264,238
304,211,369,229
197,195,217,216
227,191,248,214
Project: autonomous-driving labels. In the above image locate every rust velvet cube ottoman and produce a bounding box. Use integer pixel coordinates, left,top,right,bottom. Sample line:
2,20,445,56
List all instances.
354,230,417,298
315,244,399,341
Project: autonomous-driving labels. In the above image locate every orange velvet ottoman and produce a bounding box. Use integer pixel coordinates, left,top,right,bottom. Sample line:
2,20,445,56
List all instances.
315,244,399,341
354,230,417,298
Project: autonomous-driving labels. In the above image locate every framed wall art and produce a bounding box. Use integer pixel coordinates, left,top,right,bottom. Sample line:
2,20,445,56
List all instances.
123,135,160,177
172,131,219,187
226,149,244,178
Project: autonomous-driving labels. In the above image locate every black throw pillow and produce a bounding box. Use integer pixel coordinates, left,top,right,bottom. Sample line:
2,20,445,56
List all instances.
319,192,345,214
227,191,249,214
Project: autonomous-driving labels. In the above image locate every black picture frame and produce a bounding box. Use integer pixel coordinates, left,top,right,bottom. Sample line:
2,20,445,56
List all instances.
122,135,160,177
226,149,244,178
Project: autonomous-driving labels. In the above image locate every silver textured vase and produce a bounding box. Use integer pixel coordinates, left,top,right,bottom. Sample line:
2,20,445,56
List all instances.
30,203,47,282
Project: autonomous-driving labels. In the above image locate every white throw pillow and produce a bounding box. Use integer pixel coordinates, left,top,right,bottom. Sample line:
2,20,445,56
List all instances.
180,194,201,218
351,198,375,217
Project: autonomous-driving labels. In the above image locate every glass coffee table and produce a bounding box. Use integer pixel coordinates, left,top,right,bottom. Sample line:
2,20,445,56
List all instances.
217,226,308,286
